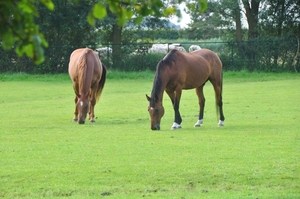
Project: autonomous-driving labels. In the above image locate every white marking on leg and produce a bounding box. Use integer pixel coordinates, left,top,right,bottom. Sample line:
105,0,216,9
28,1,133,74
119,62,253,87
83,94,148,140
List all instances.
171,122,182,130
80,101,83,107
194,119,204,127
218,120,224,127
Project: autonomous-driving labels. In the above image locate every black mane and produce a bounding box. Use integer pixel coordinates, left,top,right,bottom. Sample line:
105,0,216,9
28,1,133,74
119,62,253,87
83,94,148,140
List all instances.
157,49,178,69
150,50,179,107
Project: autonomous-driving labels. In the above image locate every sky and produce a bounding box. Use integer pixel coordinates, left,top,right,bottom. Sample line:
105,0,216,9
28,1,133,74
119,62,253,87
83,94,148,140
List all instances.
169,3,192,29
169,2,249,29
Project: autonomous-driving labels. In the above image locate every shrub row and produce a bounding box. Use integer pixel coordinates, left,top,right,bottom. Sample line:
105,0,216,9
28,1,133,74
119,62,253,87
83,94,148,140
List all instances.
0,39,298,73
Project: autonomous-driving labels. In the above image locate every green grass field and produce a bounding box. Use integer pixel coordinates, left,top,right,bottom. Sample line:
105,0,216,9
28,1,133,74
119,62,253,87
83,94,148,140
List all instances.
0,71,299,198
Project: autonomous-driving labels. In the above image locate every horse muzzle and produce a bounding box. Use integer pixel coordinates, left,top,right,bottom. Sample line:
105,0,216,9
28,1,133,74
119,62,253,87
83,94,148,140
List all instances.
151,124,160,130
78,120,85,124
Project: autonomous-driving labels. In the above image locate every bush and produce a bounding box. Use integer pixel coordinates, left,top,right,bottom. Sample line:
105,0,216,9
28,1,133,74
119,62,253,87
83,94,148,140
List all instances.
113,53,163,71
0,39,298,73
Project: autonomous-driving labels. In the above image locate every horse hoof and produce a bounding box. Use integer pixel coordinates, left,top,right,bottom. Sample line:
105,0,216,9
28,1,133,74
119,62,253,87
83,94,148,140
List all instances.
73,119,78,122
218,120,224,127
194,119,203,127
171,122,182,130
90,119,95,123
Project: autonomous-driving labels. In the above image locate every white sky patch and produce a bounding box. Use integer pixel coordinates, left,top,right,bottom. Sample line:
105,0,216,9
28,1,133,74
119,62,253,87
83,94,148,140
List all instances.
169,3,191,29
169,1,248,29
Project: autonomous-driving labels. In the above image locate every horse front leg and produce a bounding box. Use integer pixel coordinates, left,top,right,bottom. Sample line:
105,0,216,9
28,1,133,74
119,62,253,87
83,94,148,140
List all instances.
73,96,79,122
166,89,182,130
195,85,205,127
72,82,79,122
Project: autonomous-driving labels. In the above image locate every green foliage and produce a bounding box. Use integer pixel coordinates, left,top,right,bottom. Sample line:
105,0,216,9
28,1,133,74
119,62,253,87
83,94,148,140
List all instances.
1,38,298,73
0,72,299,198
119,53,163,71
88,0,207,26
259,0,299,38
0,0,54,64
0,0,208,64
122,29,181,42
185,0,300,43
33,0,99,73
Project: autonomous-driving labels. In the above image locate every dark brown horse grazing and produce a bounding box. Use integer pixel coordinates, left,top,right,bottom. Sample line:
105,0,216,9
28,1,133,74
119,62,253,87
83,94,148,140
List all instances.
146,49,225,130
68,48,106,124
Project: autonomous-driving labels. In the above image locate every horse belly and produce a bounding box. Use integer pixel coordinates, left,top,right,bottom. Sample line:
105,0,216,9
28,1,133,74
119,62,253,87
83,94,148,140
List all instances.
181,56,210,89
182,72,209,89
182,84,196,90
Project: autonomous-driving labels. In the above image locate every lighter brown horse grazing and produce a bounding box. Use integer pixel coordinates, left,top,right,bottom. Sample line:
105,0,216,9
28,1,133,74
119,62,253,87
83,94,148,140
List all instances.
146,49,225,130
68,48,106,124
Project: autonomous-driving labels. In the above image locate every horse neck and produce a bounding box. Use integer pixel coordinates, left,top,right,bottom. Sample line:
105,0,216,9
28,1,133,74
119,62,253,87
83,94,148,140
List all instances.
150,69,169,106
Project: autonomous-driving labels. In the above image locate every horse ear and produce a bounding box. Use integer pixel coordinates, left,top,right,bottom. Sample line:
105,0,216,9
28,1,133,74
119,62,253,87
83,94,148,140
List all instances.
146,94,151,101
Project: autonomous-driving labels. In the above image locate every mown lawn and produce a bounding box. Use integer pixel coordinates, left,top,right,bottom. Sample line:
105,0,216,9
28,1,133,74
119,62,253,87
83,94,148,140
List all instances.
0,71,299,198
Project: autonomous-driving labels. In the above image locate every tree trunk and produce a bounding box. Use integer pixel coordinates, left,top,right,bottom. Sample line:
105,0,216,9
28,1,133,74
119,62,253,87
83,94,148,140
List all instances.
276,0,285,37
242,0,260,40
242,0,261,71
234,3,242,43
235,1,244,70
273,0,285,67
111,24,123,69
235,4,243,49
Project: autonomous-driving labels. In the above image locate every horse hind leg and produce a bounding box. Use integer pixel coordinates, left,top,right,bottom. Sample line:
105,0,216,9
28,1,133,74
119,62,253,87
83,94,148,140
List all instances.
88,86,98,123
217,97,225,127
211,80,225,126
195,85,205,127
89,96,96,123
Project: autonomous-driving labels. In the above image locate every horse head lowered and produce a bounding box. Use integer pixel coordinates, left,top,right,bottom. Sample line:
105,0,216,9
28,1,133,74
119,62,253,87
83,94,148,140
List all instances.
146,94,164,130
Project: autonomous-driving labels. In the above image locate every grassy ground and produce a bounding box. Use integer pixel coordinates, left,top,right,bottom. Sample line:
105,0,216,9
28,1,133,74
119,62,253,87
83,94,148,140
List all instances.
0,71,299,198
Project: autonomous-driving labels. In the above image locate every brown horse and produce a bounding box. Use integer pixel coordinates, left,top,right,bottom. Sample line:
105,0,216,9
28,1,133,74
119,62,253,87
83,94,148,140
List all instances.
68,48,106,124
146,49,225,130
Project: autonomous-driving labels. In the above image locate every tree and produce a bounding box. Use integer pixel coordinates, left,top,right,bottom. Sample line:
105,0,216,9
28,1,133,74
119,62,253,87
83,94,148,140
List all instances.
258,0,300,70
0,0,207,64
259,0,300,38
184,1,222,40
0,0,54,64
35,0,98,73
96,10,177,69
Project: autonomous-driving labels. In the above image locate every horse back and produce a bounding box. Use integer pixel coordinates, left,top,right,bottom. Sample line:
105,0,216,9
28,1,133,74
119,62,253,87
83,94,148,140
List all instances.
68,48,102,82
172,49,221,89
191,49,222,75
85,49,102,83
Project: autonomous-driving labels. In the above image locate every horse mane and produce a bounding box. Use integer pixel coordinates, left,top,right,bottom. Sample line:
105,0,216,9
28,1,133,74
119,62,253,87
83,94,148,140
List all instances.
150,49,179,106
150,70,162,107
158,49,178,69
78,48,90,96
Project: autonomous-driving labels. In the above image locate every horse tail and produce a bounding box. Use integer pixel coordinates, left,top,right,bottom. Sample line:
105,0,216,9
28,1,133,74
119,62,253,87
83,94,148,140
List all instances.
215,56,223,121
96,62,107,101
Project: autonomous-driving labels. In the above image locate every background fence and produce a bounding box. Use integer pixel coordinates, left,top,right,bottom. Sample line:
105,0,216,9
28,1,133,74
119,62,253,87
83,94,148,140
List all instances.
0,39,299,74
